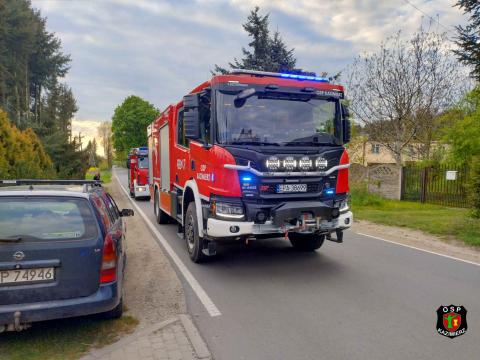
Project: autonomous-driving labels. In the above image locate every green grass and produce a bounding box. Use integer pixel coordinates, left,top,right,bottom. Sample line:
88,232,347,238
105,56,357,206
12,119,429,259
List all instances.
85,169,112,184
350,186,480,247
0,315,138,360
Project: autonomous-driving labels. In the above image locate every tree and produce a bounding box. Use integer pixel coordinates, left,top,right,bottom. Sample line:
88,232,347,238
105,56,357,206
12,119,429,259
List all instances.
347,27,467,166
111,96,158,161
0,0,70,127
86,139,99,167
0,109,54,179
0,0,85,179
438,86,480,164
454,1,480,80
97,121,113,168
213,7,297,74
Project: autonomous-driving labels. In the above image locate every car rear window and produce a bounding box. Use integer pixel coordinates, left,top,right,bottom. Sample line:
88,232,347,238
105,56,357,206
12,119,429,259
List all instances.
0,197,99,242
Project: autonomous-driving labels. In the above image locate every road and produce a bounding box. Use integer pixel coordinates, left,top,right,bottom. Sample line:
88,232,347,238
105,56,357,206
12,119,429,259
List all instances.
115,168,480,360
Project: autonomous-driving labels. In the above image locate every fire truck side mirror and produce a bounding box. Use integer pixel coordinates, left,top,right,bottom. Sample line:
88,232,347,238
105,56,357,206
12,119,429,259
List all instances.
341,103,350,118
341,104,351,144
183,93,199,109
126,159,130,169
343,119,351,144
184,109,200,140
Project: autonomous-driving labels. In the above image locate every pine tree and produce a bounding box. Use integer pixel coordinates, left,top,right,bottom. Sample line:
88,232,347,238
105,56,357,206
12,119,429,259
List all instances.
213,7,297,74
454,0,480,80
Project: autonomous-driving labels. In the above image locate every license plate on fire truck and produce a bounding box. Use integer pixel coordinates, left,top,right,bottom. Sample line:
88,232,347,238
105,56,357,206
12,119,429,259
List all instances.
0,267,55,285
276,184,307,193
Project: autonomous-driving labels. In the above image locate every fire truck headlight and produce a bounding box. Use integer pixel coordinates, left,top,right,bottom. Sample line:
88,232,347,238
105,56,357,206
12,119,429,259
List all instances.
299,156,313,171
215,202,245,219
265,156,280,171
315,157,328,169
283,156,297,171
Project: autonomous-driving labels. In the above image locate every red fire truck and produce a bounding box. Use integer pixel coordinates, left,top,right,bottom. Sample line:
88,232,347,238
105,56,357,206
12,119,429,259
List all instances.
127,147,150,200
148,70,352,262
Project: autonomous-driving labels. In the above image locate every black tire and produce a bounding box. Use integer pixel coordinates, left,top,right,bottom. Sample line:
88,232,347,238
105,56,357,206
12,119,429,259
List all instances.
184,202,207,263
101,297,123,319
289,233,325,252
154,190,169,224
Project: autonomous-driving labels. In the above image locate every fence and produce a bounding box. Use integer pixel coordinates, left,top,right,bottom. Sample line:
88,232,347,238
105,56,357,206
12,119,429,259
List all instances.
401,164,470,208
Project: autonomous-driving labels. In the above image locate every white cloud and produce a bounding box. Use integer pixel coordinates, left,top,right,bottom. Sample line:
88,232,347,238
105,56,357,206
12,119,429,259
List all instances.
31,0,468,124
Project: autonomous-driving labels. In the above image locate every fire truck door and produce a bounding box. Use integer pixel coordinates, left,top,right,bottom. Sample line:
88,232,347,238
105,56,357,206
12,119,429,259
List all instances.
160,124,170,191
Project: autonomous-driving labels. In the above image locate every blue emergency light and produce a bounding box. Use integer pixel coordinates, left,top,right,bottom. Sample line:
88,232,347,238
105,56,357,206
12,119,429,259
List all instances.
230,69,330,83
324,188,335,196
280,73,329,82
241,176,252,182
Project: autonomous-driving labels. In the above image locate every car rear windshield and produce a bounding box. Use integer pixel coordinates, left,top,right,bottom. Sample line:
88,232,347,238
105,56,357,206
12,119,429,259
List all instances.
0,197,99,242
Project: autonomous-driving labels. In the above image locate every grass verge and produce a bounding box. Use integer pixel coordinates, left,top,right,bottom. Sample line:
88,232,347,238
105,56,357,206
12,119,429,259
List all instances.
85,168,112,184
350,186,480,247
0,314,138,360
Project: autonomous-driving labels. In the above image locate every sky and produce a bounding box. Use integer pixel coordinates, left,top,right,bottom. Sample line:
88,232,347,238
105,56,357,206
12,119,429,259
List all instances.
31,0,468,144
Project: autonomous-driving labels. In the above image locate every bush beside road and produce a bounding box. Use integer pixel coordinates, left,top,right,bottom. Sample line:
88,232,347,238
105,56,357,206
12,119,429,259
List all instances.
351,186,480,247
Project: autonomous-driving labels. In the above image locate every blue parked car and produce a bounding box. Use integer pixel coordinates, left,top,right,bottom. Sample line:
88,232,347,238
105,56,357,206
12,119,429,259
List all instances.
0,180,133,332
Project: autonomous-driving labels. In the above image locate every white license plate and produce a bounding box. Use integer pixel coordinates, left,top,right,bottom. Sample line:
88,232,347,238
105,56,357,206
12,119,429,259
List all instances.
277,184,308,193
0,267,55,285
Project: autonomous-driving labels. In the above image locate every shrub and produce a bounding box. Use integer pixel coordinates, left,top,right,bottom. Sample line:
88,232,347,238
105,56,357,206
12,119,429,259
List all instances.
468,156,480,218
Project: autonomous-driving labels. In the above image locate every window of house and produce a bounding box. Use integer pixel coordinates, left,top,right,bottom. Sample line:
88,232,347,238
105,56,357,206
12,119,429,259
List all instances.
371,144,380,154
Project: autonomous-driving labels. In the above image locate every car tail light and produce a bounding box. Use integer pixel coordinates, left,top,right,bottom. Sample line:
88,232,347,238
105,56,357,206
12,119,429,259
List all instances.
100,233,117,283
336,150,349,194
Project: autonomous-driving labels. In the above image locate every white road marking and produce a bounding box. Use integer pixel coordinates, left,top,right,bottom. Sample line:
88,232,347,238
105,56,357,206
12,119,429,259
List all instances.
115,173,222,317
356,232,480,267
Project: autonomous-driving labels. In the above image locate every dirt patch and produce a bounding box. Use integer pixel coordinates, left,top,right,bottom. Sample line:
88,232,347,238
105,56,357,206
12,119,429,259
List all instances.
107,181,186,328
352,220,480,265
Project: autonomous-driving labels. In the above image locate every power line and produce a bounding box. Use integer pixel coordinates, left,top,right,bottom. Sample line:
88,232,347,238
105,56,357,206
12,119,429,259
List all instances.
402,0,454,33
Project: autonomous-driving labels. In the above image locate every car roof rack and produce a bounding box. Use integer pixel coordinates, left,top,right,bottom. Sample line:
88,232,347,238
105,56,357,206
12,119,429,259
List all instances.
0,179,102,192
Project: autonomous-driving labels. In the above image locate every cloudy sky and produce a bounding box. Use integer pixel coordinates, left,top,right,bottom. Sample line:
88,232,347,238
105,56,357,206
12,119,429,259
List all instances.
32,0,468,142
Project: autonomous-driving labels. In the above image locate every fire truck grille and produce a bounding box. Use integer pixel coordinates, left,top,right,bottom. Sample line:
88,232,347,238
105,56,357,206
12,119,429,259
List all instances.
260,183,321,194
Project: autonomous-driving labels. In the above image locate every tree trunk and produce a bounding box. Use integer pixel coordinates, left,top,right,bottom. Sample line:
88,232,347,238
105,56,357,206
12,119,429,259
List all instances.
25,61,29,123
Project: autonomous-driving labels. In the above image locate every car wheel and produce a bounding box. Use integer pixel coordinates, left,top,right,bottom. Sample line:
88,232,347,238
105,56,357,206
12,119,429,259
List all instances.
185,202,206,263
101,297,123,319
155,190,169,224
289,233,325,252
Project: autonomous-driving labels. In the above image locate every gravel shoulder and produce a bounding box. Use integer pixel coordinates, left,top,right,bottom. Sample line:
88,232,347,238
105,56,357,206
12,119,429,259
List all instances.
107,180,186,328
352,219,480,264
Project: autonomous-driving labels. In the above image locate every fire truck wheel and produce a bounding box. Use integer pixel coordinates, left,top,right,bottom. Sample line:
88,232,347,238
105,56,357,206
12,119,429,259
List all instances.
185,202,206,263
289,233,325,252
154,190,169,224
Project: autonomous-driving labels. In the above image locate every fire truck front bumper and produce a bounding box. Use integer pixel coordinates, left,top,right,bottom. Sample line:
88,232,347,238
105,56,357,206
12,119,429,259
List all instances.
206,210,353,239
134,185,150,198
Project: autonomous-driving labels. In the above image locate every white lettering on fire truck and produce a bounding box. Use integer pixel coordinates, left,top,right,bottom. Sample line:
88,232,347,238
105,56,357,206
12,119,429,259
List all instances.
197,173,215,182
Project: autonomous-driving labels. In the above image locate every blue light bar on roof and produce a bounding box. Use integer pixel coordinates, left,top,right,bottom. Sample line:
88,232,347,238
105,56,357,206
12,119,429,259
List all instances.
280,73,329,82
230,69,330,83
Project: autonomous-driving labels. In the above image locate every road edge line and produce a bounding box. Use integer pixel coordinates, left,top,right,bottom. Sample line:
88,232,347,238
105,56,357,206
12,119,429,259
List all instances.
356,232,480,267
114,172,222,317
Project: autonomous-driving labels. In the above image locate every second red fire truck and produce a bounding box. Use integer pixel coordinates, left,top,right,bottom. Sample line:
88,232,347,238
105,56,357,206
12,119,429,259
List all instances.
127,147,150,200
148,70,352,262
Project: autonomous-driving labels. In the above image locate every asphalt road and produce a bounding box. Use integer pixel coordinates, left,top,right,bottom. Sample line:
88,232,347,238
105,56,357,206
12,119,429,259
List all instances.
114,168,480,360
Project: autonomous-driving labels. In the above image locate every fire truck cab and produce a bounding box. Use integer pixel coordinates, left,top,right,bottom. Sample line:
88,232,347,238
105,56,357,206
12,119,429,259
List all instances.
127,147,150,200
148,70,352,262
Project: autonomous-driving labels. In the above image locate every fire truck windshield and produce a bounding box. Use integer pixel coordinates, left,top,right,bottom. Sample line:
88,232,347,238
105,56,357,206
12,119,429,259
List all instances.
137,157,148,169
216,91,340,146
